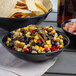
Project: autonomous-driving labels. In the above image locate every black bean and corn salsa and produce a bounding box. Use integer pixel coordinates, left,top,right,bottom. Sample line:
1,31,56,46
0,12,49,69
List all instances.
5,25,64,53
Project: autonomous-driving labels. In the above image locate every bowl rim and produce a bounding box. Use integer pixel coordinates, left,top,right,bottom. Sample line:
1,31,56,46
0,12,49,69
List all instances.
61,18,76,37
2,30,70,55
0,9,52,19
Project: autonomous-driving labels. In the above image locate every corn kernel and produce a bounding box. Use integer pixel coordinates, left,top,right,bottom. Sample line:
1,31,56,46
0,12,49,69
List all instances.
45,30,48,34
38,50,42,53
34,35,39,39
48,44,52,48
48,50,51,53
56,38,60,41
13,34,15,38
60,45,64,48
46,40,51,45
35,45,39,50
44,45,48,48
21,49,24,52
24,27,28,31
61,43,64,46
57,42,60,45
48,27,53,31
45,26,49,29
20,42,25,47
49,32,51,35
14,40,20,46
32,51,37,53
39,47,43,51
19,32,23,36
15,32,19,37
53,37,57,41
32,46,35,49
8,38,11,41
54,33,58,38
17,29,20,32
6,41,9,46
17,48,22,52
51,30,56,34
34,39,37,43
27,44,30,47
26,32,31,37
59,35,63,39
23,45,27,49
60,39,63,43
31,40,34,43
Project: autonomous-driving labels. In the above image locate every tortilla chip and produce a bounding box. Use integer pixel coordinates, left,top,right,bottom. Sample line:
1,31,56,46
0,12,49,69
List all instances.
9,9,32,17
16,0,26,6
20,0,25,3
25,0,45,16
0,0,17,17
35,0,53,13
15,0,28,9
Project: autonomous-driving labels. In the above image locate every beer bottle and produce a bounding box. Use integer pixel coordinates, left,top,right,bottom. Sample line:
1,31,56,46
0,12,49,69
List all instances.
57,0,76,27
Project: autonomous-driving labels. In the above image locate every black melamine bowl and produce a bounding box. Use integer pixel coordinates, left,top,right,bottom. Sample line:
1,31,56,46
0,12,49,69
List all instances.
61,19,76,39
61,19,76,49
0,9,52,31
2,31,70,62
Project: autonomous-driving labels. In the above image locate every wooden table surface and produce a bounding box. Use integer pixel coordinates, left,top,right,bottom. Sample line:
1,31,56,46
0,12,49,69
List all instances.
0,12,76,76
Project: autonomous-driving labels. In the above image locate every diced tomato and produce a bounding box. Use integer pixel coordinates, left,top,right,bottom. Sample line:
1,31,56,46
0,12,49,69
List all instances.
42,45,44,48
21,28,24,29
73,30,76,33
17,46,20,48
67,22,73,25
24,48,29,52
44,28,48,31
56,45,60,49
50,46,56,51
12,47,16,50
43,47,48,52
37,39,41,43
73,21,76,25
52,39,54,42
31,29,35,33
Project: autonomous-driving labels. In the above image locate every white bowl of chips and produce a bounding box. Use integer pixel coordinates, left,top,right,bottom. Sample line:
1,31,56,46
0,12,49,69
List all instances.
0,0,53,31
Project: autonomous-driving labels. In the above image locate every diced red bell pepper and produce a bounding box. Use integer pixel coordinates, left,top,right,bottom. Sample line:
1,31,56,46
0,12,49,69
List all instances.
17,46,20,48
50,46,56,51
56,45,60,49
44,28,48,31
52,39,54,42
31,29,35,33
37,39,41,43
43,47,48,52
12,47,16,50
24,48,29,52
21,28,24,29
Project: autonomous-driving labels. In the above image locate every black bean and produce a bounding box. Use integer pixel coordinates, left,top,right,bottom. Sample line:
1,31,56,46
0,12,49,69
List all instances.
25,41,28,45
26,37,31,42
51,41,55,46
45,50,49,53
28,47,32,53
9,42,14,48
40,33,43,38
35,29,39,32
32,42,36,46
24,34,27,38
20,29,25,33
37,42,41,46
32,31,36,34
20,39,25,42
